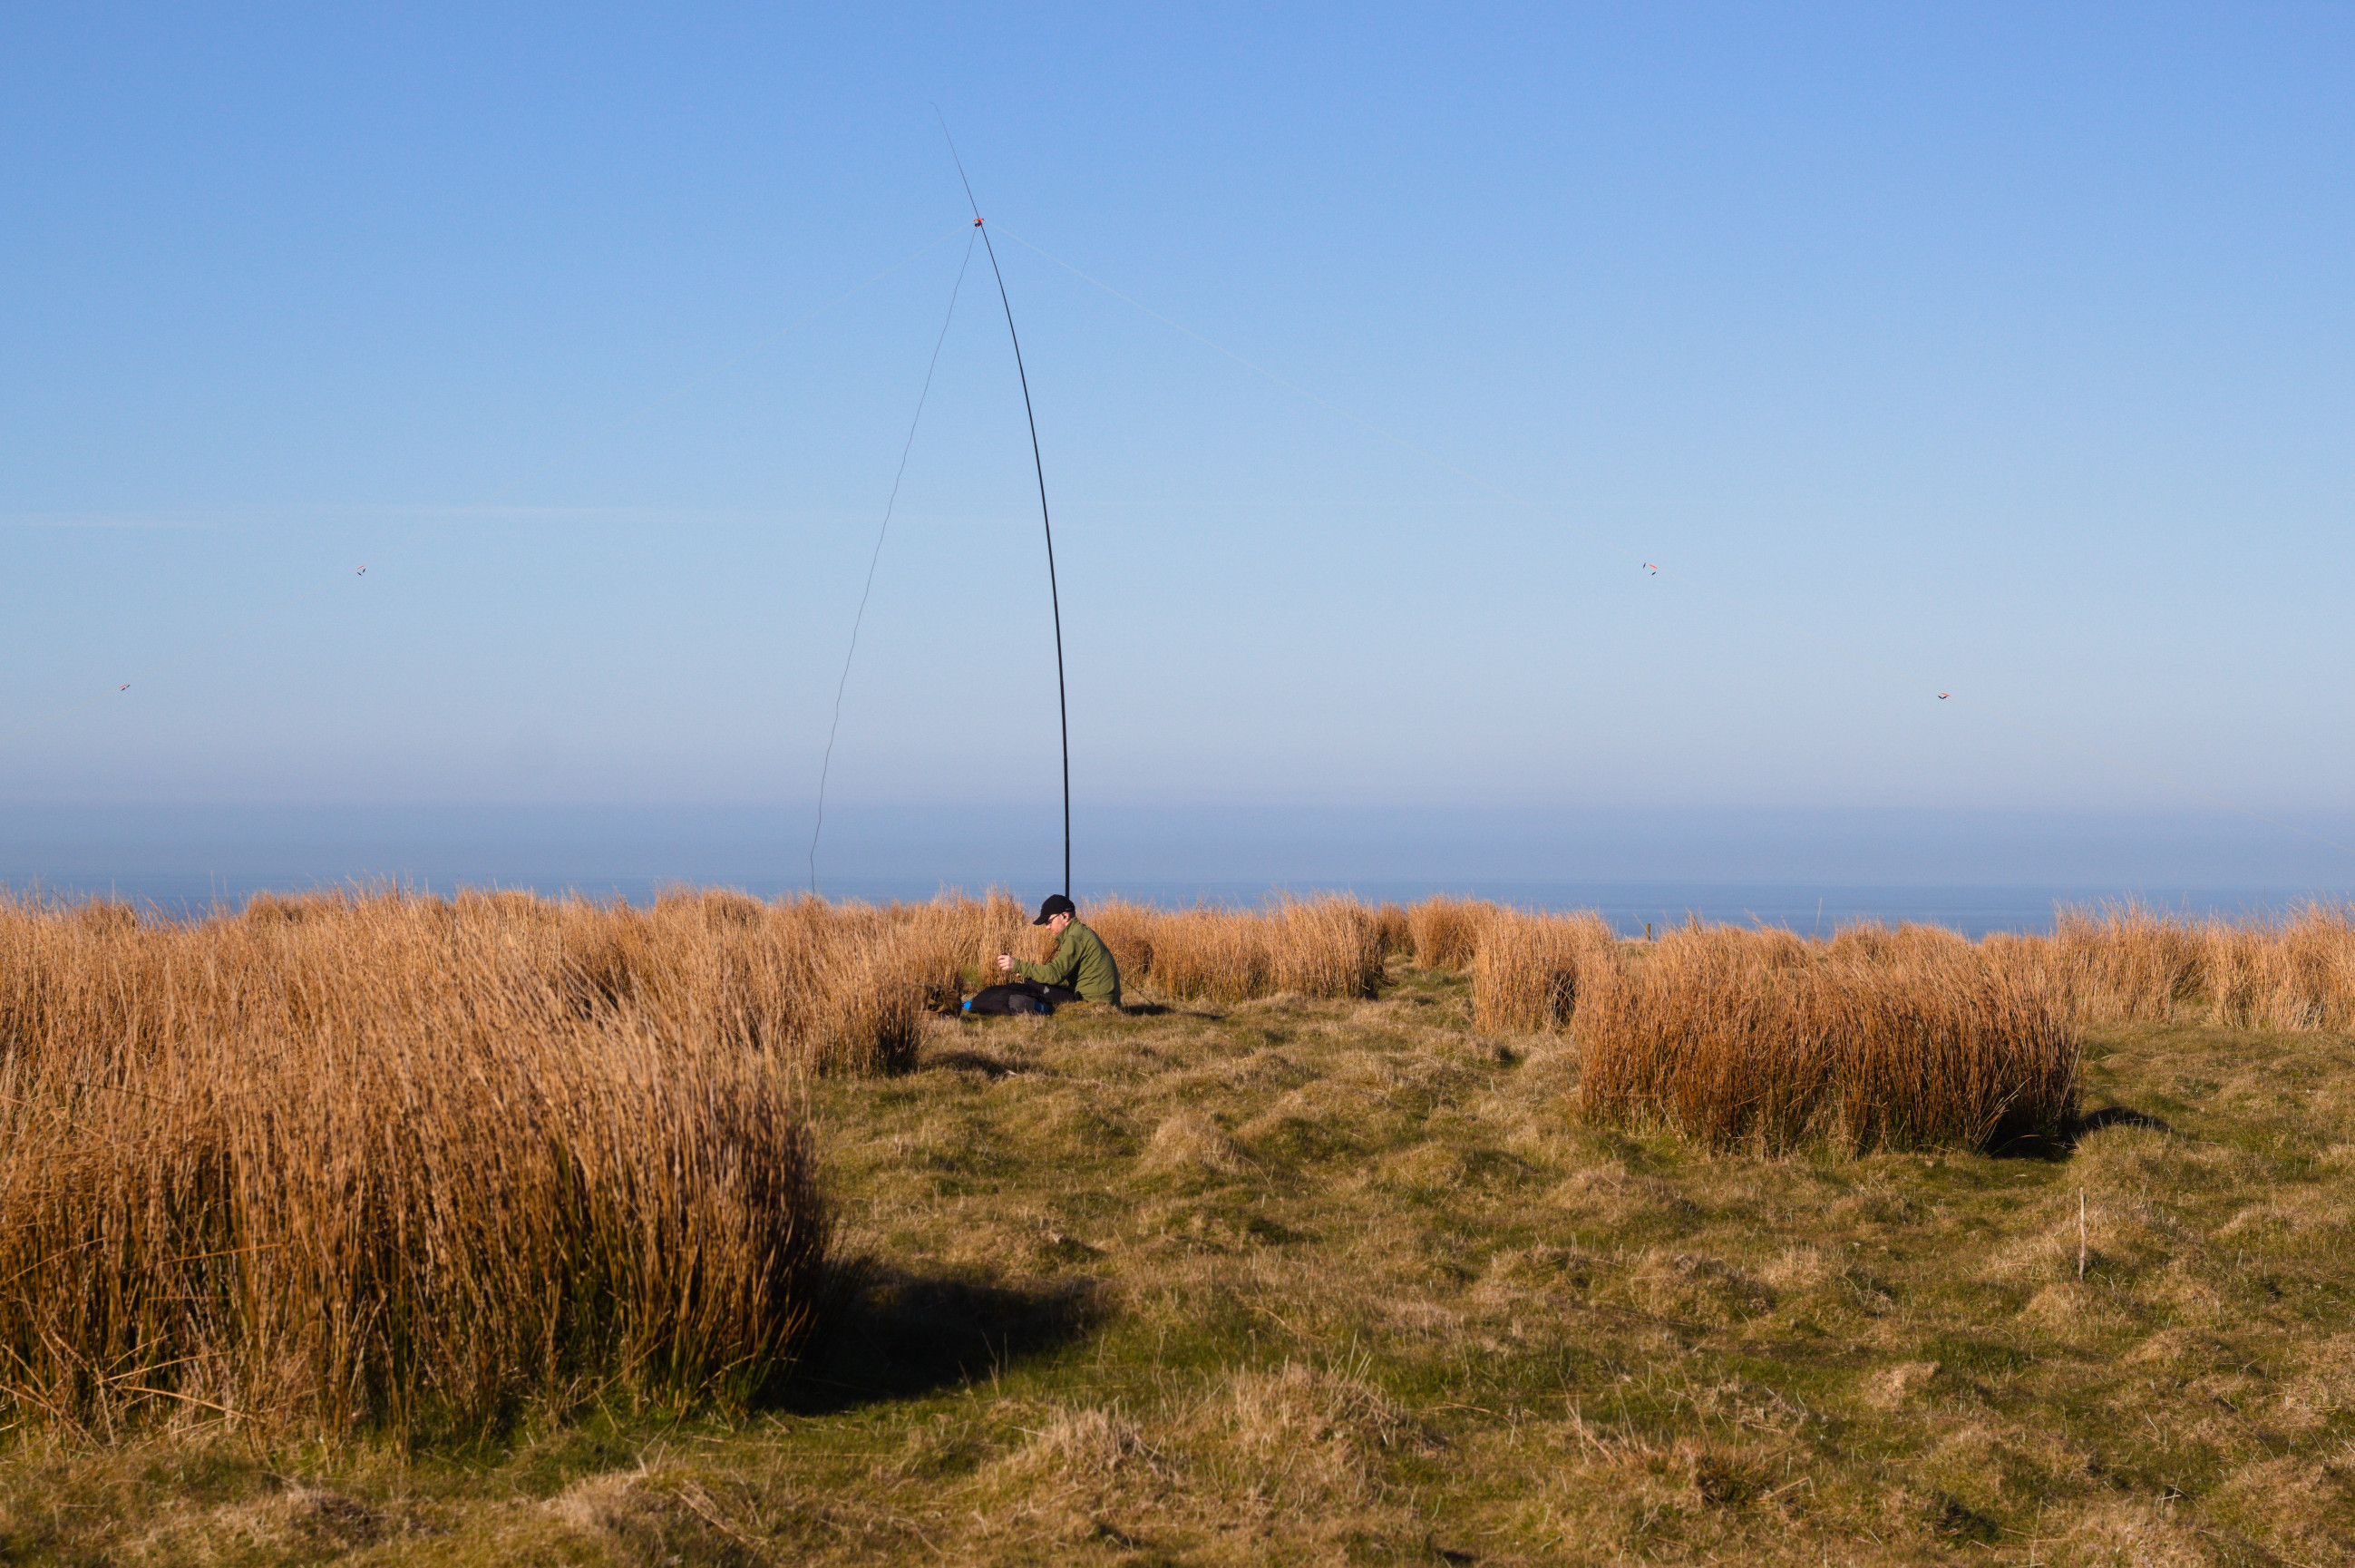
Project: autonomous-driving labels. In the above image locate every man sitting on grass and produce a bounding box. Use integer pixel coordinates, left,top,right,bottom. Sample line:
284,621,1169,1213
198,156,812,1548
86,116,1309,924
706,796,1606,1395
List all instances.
965,893,1122,1014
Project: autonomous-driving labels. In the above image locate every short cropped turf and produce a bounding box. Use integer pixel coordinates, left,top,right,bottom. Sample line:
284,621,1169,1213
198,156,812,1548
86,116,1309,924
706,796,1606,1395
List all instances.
4,960,2352,1565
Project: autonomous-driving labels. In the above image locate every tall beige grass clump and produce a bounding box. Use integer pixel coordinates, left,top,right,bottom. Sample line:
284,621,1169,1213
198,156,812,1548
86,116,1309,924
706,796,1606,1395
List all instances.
1103,897,1384,1003
871,888,1084,1001
462,888,938,1073
1961,901,2355,1032
2202,902,2355,1029
2044,902,2212,1022
1471,910,1616,1033
1267,896,1387,998
1138,906,1275,1002
927,888,1038,988
0,890,826,1439
1579,926,2080,1154
1406,897,1492,970
1825,920,1973,968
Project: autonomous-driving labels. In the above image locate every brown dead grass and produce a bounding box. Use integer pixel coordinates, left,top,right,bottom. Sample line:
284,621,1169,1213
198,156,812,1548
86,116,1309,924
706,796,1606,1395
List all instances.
1089,896,1384,1003
1406,895,1492,969
7,899,2355,1565
0,887,832,1441
1470,907,1616,1033
1579,924,2081,1153
2035,900,2355,1029
12,885,2355,1456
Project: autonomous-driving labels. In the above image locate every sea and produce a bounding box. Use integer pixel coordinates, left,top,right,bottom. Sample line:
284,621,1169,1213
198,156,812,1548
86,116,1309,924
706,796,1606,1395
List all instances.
3,870,2335,942
6,803,2348,940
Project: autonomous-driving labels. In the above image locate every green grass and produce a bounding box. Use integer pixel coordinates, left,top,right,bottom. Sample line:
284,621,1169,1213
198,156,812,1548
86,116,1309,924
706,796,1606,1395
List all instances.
5,966,2353,1564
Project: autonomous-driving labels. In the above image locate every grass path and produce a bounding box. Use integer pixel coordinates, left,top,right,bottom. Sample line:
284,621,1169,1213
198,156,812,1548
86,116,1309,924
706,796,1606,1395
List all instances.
5,963,2353,1564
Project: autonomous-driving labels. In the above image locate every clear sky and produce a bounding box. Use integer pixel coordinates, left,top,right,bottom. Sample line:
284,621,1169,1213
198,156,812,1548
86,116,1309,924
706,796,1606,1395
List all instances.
5,5,2351,883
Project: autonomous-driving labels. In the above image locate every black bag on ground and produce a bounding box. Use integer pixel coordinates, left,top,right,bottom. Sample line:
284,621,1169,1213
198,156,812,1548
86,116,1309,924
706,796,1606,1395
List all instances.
964,980,1085,1016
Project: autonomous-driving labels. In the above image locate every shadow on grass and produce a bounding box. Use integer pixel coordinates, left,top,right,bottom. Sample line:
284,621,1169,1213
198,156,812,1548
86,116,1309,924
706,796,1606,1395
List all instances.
2070,1105,2175,1137
923,1048,1018,1078
1990,1104,2176,1161
769,1260,1105,1415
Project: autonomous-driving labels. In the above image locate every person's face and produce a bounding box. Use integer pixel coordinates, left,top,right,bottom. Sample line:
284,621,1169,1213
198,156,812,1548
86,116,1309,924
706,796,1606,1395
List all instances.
1046,911,1073,936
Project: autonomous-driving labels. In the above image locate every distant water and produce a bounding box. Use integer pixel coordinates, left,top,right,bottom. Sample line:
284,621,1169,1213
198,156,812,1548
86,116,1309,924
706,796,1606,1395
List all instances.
1078,881,2334,941
5,869,2333,940
8,802,2350,940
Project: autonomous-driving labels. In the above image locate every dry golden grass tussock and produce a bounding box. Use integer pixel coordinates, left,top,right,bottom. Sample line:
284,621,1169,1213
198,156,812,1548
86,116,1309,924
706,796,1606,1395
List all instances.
0,889,826,1440
19,881,2355,1459
2027,900,2355,1030
1825,918,1972,967
1406,895,1491,969
15,956,2355,1563
1266,895,1387,998
1095,895,1383,1002
910,887,1037,989
1126,905,1271,1002
1470,908,1616,1033
1578,925,2081,1153
2047,901,2213,1021
547,891,932,1073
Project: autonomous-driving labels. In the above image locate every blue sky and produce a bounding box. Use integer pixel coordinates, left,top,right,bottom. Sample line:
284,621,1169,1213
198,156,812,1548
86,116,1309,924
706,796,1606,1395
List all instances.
5,5,2351,883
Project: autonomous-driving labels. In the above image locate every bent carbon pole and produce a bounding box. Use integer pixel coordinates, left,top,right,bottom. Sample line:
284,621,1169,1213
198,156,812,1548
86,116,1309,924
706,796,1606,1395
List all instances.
937,115,1072,897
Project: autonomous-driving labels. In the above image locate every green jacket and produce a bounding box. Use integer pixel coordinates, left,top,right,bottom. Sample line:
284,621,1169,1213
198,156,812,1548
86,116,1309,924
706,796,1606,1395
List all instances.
1013,920,1122,1006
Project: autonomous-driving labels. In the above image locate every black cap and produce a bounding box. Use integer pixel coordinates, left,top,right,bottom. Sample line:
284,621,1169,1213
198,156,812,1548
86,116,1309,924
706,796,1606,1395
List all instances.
1033,893,1076,926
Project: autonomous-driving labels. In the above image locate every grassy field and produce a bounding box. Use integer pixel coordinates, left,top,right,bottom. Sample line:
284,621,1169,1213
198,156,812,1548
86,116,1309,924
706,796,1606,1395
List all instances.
5,944,2352,1565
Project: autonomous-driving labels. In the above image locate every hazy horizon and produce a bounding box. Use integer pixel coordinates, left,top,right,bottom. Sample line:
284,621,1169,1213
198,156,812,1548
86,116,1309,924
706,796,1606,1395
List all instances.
9,801,2350,937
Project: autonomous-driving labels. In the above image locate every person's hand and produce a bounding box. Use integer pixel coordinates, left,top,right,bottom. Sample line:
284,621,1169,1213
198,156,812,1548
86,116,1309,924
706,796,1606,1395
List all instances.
995,953,1014,974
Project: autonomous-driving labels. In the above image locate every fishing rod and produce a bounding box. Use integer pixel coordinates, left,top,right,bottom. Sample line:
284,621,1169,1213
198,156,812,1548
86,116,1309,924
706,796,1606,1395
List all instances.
936,112,1072,898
